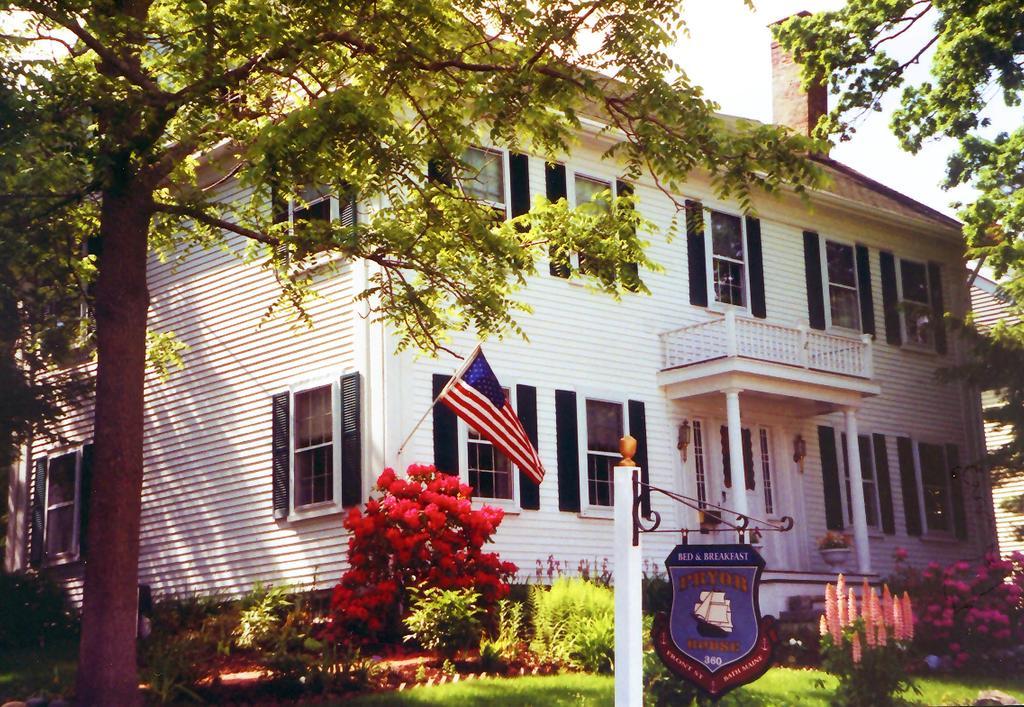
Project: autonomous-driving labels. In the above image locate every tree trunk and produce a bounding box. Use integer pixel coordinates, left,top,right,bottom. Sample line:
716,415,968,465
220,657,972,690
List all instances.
75,185,153,706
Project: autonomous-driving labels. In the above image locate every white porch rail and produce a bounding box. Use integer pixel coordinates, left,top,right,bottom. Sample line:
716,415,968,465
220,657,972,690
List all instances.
660,310,874,379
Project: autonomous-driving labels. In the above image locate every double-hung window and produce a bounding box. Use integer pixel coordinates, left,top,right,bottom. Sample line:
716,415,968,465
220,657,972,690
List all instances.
841,434,882,529
44,451,81,559
898,258,934,348
823,240,861,330
707,210,747,308
464,386,516,502
573,174,614,275
584,399,624,508
462,147,507,218
293,384,335,508
916,442,951,533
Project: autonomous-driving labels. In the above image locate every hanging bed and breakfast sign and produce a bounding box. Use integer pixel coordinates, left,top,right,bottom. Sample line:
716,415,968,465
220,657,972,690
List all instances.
651,543,778,698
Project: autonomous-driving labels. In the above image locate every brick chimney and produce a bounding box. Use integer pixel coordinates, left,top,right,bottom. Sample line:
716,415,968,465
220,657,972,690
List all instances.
771,11,827,139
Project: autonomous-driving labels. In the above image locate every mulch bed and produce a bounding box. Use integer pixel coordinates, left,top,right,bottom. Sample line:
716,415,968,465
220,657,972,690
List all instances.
185,647,558,705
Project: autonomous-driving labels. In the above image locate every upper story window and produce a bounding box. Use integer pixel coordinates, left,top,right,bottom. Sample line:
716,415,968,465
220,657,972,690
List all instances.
45,452,81,559
585,399,623,508
466,386,515,501
574,174,614,275
708,210,747,308
824,240,861,330
293,384,334,508
463,147,507,216
898,258,933,348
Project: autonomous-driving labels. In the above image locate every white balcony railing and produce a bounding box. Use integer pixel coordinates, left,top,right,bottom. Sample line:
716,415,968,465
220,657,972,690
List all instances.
660,310,874,379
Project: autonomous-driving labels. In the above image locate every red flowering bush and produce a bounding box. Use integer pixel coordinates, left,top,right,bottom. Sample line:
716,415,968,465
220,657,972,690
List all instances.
887,549,1024,671
327,465,517,645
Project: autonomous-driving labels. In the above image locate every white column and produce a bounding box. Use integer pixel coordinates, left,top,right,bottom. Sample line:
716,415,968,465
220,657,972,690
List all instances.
614,460,642,707
724,388,749,519
844,407,872,574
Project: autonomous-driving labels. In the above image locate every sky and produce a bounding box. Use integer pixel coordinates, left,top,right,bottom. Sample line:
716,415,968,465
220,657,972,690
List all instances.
667,0,1010,219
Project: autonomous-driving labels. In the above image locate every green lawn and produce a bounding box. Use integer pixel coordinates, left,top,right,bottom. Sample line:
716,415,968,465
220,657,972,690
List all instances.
5,647,1024,706
341,668,1024,707
0,639,78,702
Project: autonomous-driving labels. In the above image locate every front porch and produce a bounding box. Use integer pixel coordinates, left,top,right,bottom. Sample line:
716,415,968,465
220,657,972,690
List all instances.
657,311,882,576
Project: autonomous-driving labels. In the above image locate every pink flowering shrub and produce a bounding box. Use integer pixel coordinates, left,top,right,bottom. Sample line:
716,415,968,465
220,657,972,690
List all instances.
326,465,517,646
817,574,919,706
887,549,1024,671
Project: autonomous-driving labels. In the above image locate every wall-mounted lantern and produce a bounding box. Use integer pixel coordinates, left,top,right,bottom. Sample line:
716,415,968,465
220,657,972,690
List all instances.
793,434,807,472
677,420,692,461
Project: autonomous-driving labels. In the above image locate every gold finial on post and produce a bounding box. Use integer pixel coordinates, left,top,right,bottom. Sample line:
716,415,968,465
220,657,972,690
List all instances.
617,435,637,467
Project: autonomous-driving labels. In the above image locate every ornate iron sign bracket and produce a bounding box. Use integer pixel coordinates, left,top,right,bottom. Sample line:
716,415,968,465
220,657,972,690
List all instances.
631,470,794,547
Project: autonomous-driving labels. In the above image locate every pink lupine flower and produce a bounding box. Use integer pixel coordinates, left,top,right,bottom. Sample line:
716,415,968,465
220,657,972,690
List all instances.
819,614,828,637
837,574,847,626
848,587,858,624
851,631,862,664
877,611,888,646
825,583,842,643
865,594,876,647
883,584,894,627
893,600,903,640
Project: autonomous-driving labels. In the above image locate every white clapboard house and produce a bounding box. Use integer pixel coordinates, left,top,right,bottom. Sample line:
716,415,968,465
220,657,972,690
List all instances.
971,273,1022,557
4,41,995,614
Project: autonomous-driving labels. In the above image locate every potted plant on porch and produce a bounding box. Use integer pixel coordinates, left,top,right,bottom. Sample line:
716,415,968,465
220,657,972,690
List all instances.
818,532,852,573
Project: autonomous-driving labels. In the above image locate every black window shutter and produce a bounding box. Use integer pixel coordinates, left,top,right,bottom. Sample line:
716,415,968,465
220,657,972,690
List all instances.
872,434,896,535
509,153,530,219
742,428,756,491
271,185,289,264
338,188,357,229
686,200,707,307
946,444,967,539
546,163,570,278
340,372,363,508
29,456,47,568
803,231,826,330
555,389,580,512
855,245,876,336
818,426,844,530
896,436,921,535
627,400,650,517
432,374,459,475
271,392,290,520
427,159,452,187
746,217,767,319
928,262,947,354
79,443,95,558
617,181,641,291
880,251,902,345
719,426,732,489
516,384,540,510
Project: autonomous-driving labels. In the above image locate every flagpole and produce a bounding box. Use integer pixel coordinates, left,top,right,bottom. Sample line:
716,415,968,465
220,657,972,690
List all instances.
395,343,482,458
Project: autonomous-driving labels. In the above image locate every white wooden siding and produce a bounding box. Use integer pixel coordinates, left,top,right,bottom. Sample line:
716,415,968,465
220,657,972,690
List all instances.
14,132,990,603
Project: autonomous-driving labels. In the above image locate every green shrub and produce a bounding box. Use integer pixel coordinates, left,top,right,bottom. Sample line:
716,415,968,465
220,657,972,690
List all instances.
404,586,483,658
0,571,77,649
480,599,527,671
235,582,292,650
643,614,699,706
140,633,206,705
529,577,615,673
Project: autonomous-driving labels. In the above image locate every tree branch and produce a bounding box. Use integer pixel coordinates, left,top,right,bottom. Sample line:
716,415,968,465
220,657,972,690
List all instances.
152,202,278,245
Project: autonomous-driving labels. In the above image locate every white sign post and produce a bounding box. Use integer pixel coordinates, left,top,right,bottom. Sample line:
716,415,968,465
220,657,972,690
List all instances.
614,436,643,706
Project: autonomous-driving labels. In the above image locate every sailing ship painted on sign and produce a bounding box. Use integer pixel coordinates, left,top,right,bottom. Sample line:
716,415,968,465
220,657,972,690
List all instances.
693,591,733,637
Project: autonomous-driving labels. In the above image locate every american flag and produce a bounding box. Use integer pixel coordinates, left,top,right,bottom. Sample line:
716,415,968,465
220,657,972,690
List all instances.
438,348,545,485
